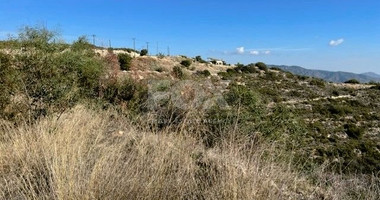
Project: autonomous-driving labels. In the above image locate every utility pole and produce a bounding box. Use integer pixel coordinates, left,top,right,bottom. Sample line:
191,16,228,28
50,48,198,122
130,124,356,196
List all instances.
91,34,96,46
109,40,111,48
156,42,159,55
132,38,136,50
146,42,149,55
167,46,170,56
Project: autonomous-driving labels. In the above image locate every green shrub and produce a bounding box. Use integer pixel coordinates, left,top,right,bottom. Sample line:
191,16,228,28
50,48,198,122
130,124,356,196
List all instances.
345,79,360,84
217,72,231,80
245,64,257,73
118,53,132,71
103,78,137,103
270,67,283,72
226,68,237,75
196,70,211,77
235,63,256,73
297,75,309,81
344,124,364,139
225,84,262,114
370,85,380,90
264,72,279,81
0,52,15,115
71,36,94,52
173,66,184,79
140,49,148,56
0,27,106,121
180,59,192,68
195,55,207,63
256,62,268,71
332,90,340,96
18,26,58,52
285,72,294,79
310,78,325,88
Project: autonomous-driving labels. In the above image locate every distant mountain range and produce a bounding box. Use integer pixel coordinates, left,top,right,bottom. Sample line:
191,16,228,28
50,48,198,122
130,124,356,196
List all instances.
271,65,380,83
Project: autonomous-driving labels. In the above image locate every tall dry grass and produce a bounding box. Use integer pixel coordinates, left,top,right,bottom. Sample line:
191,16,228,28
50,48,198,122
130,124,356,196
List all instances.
0,106,379,199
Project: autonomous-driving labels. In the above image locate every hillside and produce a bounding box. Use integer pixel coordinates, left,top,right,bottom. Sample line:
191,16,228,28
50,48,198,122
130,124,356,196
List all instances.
273,65,380,83
1,28,380,199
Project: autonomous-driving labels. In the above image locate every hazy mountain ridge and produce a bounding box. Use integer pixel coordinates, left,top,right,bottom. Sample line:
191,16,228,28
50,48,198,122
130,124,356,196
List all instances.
272,65,380,83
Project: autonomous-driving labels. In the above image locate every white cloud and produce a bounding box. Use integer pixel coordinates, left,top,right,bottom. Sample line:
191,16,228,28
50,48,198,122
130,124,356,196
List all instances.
249,50,260,55
264,50,271,55
329,38,344,46
236,46,245,54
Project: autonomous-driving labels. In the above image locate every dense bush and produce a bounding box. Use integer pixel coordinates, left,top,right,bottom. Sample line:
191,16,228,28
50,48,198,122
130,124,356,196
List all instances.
310,78,326,88
180,59,192,68
245,64,257,73
71,36,94,52
234,63,256,74
0,27,105,121
217,72,231,80
345,79,360,84
140,49,148,56
344,123,364,139
256,62,268,71
370,85,380,90
118,53,132,71
196,70,211,77
103,78,148,111
226,68,237,74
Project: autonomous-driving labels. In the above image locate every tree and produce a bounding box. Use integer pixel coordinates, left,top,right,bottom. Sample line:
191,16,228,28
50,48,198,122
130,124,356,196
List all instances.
140,49,148,56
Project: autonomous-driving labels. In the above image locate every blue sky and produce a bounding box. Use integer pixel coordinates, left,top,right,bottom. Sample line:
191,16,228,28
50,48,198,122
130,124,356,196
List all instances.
1,0,380,73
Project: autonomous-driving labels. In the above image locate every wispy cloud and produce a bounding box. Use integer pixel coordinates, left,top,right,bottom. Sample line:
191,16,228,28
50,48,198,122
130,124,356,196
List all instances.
220,46,310,56
249,50,260,55
329,38,344,46
236,46,245,54
247,47,311,52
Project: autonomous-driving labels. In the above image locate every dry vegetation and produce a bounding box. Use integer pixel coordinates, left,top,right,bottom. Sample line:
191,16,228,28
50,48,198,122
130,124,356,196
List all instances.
1,106,379,199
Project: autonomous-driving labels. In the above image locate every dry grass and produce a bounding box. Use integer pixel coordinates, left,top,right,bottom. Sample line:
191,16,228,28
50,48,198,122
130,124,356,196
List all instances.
0,106,379,199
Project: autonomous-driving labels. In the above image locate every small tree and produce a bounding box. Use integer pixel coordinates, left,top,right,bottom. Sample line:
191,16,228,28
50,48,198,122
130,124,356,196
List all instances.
118,53,132,71
140,49,148,56
180,59,192,68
